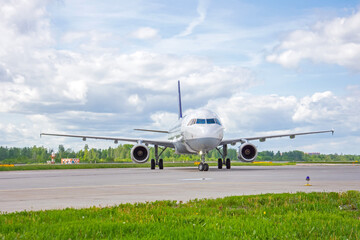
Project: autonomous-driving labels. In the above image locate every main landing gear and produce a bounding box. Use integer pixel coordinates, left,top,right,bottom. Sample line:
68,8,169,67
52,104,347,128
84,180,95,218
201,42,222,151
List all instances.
150,145,167,170
216,144,231,170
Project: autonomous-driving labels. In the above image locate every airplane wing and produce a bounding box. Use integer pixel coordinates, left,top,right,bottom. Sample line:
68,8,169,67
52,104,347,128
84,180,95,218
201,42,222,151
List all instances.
134,129,169,134
40,133,175,148
220,129,334,145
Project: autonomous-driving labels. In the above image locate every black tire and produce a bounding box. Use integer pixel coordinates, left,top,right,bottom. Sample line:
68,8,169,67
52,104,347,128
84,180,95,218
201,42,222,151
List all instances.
198,162,204,171
226,158,231,169
159,159,164,169
218,158,223,169
204,163,209,171
151,159,155,170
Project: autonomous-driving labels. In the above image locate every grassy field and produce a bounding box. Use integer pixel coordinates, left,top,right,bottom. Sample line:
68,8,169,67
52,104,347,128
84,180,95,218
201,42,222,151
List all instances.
301,161,360,164
0,161,296,171
0,191,359,239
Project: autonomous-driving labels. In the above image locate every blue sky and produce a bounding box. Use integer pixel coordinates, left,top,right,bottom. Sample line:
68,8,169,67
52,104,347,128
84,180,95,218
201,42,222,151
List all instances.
1,0,360,154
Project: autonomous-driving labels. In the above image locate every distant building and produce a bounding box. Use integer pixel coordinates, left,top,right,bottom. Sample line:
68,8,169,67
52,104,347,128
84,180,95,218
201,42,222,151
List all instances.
305,152,320,156
61,158,80,164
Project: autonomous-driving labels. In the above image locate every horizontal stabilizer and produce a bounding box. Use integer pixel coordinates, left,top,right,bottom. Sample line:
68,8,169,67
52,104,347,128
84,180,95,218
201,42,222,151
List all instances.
134,129,169,134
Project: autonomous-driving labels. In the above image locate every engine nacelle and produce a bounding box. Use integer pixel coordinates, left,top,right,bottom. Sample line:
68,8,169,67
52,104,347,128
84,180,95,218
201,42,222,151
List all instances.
238,143,258,162
131,144,150,163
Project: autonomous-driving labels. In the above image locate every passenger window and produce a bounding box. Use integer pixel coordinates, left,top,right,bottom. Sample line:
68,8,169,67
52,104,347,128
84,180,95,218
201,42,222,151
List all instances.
206,118,216,124
196,119,206,124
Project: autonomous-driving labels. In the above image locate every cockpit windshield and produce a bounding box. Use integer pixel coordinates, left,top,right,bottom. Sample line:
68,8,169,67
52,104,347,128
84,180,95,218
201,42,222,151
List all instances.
206,119,216,124
188,118,222,126
196,119,206,124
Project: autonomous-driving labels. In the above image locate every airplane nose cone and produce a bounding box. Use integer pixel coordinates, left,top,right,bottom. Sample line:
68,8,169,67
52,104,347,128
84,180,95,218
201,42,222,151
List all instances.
186,125,223,152
188,138,221,152
195,125,223,139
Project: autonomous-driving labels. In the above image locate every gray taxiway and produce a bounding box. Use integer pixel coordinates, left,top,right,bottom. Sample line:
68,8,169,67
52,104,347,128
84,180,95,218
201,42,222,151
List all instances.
1,164,359,213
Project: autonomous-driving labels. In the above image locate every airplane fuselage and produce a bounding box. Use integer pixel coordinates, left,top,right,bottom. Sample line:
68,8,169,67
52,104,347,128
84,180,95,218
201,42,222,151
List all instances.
168,109,224,154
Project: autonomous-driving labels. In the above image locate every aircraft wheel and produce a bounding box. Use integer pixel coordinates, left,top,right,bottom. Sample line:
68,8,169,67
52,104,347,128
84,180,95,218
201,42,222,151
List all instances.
226,158,231,169
159,159,164,170
204,163,209,171
218,158,223,169
151,159,155,170
198,162,204,171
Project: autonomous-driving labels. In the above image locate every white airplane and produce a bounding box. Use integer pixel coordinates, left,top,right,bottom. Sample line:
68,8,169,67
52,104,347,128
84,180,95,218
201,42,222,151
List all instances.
41,81,334,171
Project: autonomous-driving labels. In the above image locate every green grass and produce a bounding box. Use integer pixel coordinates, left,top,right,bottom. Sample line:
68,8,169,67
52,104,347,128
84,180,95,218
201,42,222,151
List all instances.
301,161,360,164
0,191,359,239
0,162,295,171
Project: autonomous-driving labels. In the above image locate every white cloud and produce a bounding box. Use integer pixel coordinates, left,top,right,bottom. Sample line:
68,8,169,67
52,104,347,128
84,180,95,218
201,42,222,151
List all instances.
204,93,297,133
293,90,360,131
128,94,140,105
176,0,208,37
0,0,257,148
131,27,158,39
202,90,359,140
0,113,58,146
0,82,39,112
94,51,255,98
0,0,52,56
61,80,88,102
150,112,178,129
267,10,360,70
62,32,87,43
292,91,338,123
127,94,144,112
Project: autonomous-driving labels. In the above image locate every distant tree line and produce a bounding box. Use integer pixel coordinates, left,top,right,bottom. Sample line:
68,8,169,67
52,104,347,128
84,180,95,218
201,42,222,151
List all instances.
0,145,359,164
257,150,360,162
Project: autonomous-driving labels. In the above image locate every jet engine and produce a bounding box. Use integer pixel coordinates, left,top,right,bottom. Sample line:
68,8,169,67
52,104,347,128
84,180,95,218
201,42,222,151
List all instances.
238,143,258,162
131,144,150,163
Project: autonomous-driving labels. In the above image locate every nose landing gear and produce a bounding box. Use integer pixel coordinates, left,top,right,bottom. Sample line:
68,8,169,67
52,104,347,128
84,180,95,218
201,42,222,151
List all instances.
198,153,209,171
198,144,232,171
198,162,209,171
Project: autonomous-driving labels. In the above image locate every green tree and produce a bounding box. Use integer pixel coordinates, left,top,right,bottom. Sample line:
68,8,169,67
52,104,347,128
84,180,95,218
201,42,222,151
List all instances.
58,145,65,159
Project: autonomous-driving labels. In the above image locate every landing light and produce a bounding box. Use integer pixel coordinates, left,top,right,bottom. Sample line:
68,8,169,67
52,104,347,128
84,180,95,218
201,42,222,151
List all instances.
305,176,312,186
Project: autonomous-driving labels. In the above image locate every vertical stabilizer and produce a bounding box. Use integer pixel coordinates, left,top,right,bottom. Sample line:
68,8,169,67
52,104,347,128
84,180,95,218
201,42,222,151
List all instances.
178,80,183,119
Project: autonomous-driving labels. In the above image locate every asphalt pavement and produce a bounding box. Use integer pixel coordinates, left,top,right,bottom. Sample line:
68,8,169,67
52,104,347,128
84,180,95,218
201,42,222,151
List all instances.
1,164,359,213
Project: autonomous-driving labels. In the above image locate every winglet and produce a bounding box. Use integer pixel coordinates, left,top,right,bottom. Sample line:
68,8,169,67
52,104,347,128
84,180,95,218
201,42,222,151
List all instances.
178,80,183,119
